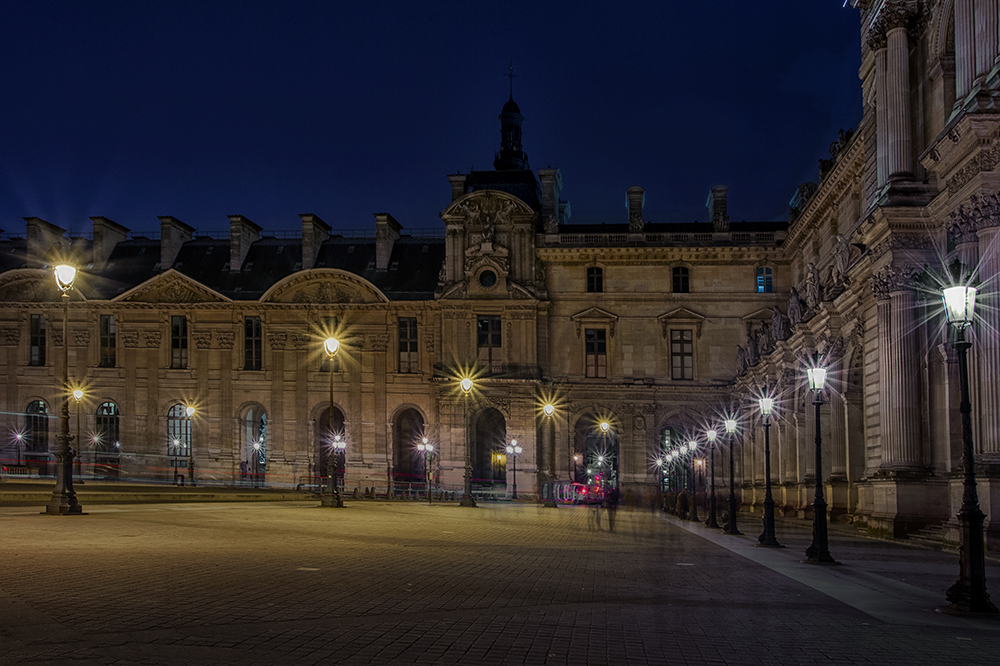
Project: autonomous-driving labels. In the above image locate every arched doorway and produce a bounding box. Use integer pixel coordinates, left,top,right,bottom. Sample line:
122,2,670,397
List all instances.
658,424,686,494
316,406,346,490
24,400,50,474
573,415,619,495
393,408,425,494
243,406,267,487
95,401,121,478
472,408,506,492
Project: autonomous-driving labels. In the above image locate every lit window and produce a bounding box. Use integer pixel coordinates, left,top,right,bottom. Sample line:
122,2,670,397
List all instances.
756,266,773,293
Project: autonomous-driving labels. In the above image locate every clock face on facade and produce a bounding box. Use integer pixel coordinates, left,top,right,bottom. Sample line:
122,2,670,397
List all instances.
479,270,497,288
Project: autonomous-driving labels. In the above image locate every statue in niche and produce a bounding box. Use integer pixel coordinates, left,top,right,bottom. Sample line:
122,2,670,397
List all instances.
736,345,748,375
758,320,772,353
770,306,786,342
787,287,802,328
805,262,822,310
534,257,546,286
481,215,496,244
831,234,850,289
746,323,760,365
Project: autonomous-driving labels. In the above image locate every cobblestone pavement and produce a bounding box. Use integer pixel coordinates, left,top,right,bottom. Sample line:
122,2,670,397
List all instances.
1,501,999,665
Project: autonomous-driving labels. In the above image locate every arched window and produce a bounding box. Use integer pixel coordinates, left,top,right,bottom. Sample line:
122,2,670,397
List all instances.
166,404,191,458
586,267,603,293
25,400,49,453
244,407,267,485
95,402,120,453
672,266,690,293
756,266,773,293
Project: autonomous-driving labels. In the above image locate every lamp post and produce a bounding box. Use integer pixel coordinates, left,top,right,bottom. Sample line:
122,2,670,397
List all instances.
805,359,837,564
686,440,700,521
505,439,522,499
321,337,344,508
73,389,84,485
251,441,262,489
757,397,781,547
185,405,196,487
418,437,435,504
705,429,720,528
572,454,580,484
15,432,23,467
940,284,997,613
46,263,82,515
542,402,558,508
599,420,611,504
459,377,477,507
724,418,742,535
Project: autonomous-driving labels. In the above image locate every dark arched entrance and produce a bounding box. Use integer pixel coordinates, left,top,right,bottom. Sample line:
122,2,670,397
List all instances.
316,406,346,489
573,415,619,493
393,408,425,493
472,408,506,492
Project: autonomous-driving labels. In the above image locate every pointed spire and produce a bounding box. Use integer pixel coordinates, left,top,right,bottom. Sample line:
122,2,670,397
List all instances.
494,62,529,171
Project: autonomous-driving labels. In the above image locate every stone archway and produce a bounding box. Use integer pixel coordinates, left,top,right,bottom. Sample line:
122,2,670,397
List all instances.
392,408,425,493
316,406,346,488
472,408,506,490
573,414,619,493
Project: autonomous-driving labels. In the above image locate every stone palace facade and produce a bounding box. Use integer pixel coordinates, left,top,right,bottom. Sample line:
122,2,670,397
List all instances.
1,0,998,550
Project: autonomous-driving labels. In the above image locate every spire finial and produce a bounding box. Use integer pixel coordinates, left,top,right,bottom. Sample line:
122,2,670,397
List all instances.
506,59,515,99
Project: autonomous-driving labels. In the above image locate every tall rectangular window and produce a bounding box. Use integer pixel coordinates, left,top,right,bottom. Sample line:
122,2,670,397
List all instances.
244,316,262,371
398,317,418,373
756,266,773,293
29,314,45,366
171,315,188,369
587,267,603,293
99,314,116,367
585,328,607,378
477,315,502,373
671,329,694,380
672,266,690,293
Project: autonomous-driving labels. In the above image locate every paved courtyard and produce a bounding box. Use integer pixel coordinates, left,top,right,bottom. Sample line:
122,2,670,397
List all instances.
1,499,999,665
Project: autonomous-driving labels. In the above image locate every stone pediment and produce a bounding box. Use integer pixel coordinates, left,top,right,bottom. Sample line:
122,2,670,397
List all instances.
441,190,535,223
115,269,230,304
0,269,75,303
658,307,707,339
261,269,389,304
570,307,619,338
740,308,773,323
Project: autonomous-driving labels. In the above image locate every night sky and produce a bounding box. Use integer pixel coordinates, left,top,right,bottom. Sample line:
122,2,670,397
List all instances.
1,1,861,236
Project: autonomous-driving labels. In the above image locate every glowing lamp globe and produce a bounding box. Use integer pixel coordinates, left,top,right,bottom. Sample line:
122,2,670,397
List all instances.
324,337,341,357
724,419,737,434
807,366,828,393
54,264,77,291
543,403,555,417
706,429,717,443
758,398,774,417
460,377,473,394
942,285,977,329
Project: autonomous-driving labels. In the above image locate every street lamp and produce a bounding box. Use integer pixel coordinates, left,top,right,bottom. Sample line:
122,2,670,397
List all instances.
705,429,720,528
542,402,558,508
418,437,435,504
73,389,84,485
686,440,700,521
46,263,83,515
185,405,196,487
322,336,344,508
805,358,837,564
757,397,781,547
724,418,742,535
251,441,262,489
505,439,522,500
459,377,477,507
940,284,997,613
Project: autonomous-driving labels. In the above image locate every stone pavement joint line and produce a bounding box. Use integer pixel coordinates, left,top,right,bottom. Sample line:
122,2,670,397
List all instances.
0,502,998,665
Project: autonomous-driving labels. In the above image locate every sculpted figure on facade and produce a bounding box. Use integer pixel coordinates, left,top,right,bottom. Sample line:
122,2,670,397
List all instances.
736,344,748,375
771,306,786,341
746,323,759,366
831,234,850,290
758,320,772,354
805,262,822,311
787,287,802,327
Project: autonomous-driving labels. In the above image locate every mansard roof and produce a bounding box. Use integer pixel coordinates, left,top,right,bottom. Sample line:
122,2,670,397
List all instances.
465,170,541,212
315,236,444,300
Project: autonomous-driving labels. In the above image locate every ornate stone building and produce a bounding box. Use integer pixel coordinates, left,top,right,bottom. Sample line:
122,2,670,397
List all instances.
1,0,998,552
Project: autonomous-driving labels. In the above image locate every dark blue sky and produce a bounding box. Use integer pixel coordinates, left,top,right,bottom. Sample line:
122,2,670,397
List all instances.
1,1,861,236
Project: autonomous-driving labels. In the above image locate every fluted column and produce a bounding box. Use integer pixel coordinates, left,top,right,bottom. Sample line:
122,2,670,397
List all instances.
956,0,976,101
889,288,922,466
870,30,889,187
877,296,894,464
885,11,914,180
978,225,1000,460
831,388,848,477
976,0,999,82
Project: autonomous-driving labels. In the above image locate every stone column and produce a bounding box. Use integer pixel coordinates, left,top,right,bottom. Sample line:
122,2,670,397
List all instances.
977,225,1000,460
884,8,914,180
976,0,999,82
870,30,889,187
955,0,976,102
831,388,848,477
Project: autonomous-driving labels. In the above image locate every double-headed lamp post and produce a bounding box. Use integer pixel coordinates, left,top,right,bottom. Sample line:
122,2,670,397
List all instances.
322,337,344,508
686,440,700,521
724,418,742,535
705,429,720,528
941,285,997,613
805,360,837,564
47,264,82,515
459,377,477,507
757,397,781,547
505,439,522,500
418,437,435,504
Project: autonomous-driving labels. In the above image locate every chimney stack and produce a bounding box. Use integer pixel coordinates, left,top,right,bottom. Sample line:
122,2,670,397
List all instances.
539,168,563,233
90,217,129,270
23,217,67,268
300,213,330,270
158,216,194,271
447,174,468,201
374,213,402,271
708,185,730,231
227,214,261,272
626,186,645,232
